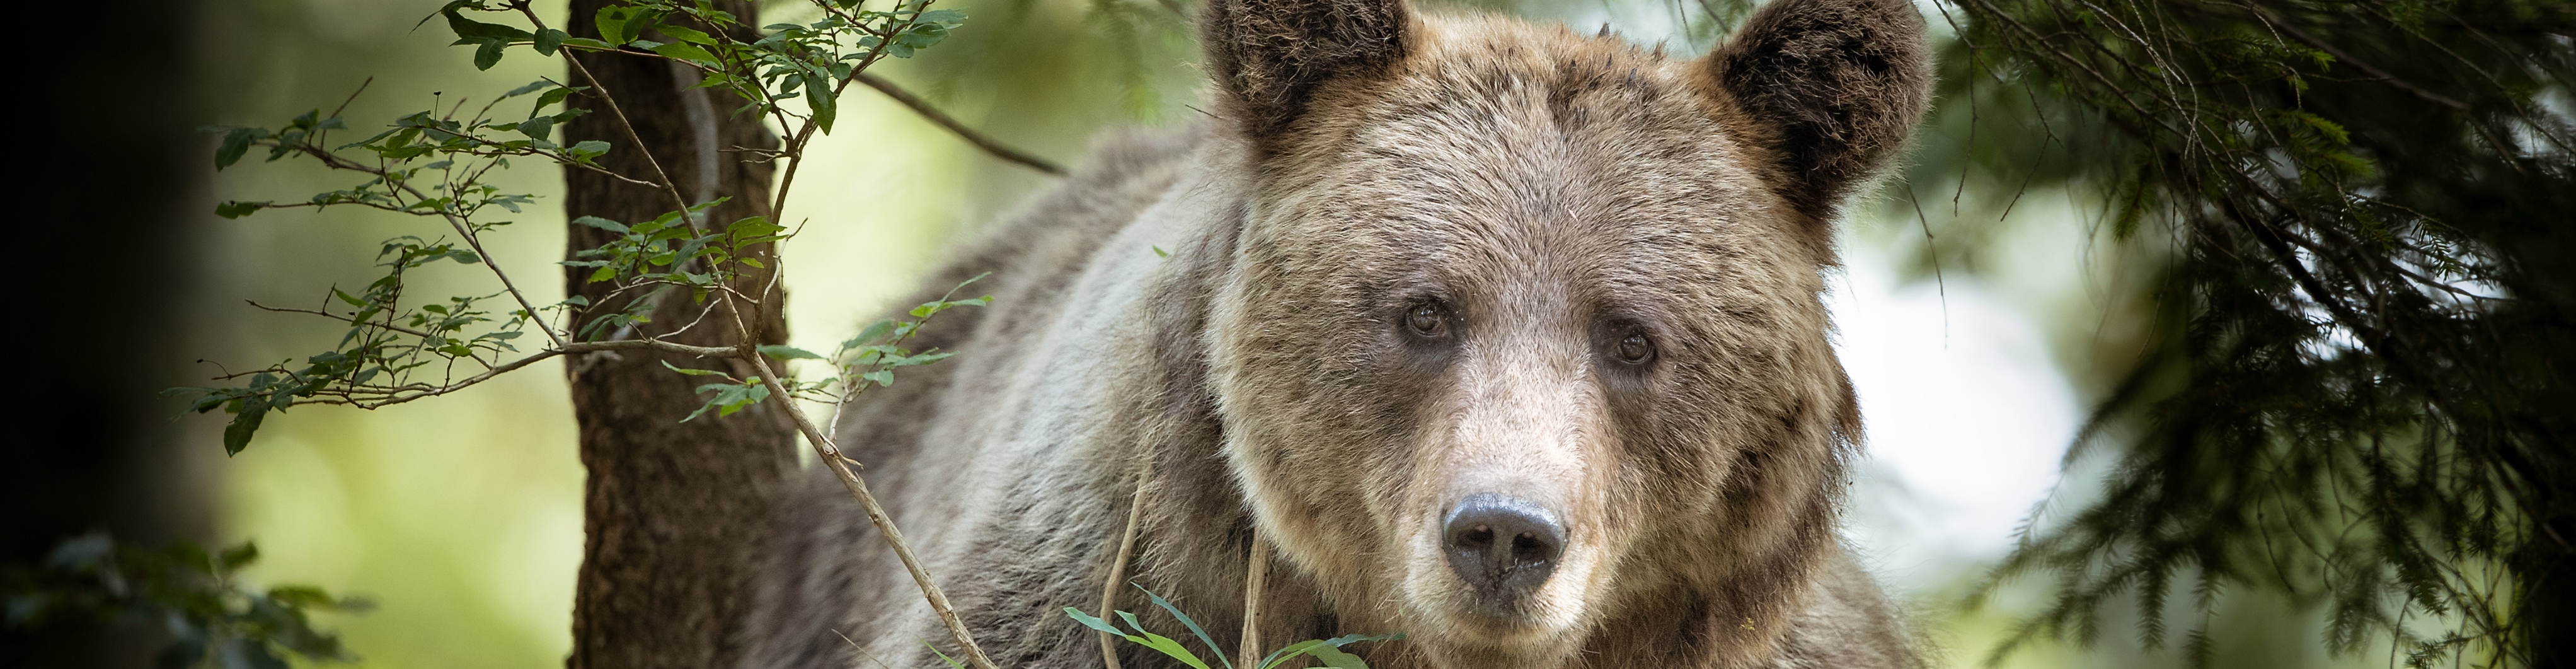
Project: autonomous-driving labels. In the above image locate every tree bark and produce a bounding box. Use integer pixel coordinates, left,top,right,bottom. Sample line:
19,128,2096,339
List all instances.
560,3,791,667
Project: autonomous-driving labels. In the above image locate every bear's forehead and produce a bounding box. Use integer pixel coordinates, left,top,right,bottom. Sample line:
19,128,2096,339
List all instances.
1268,18,1791,284
1284,16,1783,244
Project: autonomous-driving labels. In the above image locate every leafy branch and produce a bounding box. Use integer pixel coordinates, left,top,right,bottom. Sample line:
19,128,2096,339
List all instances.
675,275,990,423
3,533,372,669
180,1,1025,666
1892,0,2576,665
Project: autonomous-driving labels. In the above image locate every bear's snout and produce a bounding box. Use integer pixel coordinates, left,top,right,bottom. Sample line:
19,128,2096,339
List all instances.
1440,492,1567,615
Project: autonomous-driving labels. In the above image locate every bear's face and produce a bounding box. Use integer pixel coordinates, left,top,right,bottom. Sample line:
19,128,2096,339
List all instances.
1198,0,1925,664
1207,17,1857,664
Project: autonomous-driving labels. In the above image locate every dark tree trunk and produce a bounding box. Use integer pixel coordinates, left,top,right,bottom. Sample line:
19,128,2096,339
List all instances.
4,0,210,666
560,3,791,667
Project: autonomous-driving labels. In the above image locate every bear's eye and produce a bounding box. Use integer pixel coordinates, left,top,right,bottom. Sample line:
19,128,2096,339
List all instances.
1405,303,1447,337
1614,331,1655,364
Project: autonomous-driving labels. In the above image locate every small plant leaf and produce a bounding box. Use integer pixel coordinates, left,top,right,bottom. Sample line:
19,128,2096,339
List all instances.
216,201,268,219
1141,586,1233,669
757,345,823,360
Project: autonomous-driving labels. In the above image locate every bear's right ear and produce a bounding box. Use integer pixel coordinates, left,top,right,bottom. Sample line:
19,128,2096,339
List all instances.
1202,0,1413,156
1706,0,1933,223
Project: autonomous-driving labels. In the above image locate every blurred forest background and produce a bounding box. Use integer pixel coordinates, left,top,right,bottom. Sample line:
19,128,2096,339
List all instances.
7,0,2559,667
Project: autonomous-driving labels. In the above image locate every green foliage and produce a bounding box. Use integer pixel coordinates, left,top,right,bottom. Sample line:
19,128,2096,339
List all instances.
4,533,371,669
180,0,979,454
1894,0,2576,666
1064,586,1401,669
560,0,965,134
714,275,990,421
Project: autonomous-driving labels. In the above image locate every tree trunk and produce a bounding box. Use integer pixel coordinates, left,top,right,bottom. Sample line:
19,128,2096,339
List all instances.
560,3,790,667
6,1,211,666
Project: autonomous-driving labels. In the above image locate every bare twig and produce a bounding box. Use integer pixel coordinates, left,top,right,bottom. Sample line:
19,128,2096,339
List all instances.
324,76,376,139
856,73,1068,176
562,51,699,221
1098,457,1157,669
1239,532,1270,669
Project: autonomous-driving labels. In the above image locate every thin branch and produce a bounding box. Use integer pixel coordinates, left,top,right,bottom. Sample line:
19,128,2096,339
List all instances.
283,145,565,350
856,73,1067,176
562,338,744,358
245,301,439,340
562,49,700,223
716,290,998,669
394,179,566,349
1239,532,1270,669
1098,457,1156,669
769,3,931,227
2235,1,2469,111
328,76,375,119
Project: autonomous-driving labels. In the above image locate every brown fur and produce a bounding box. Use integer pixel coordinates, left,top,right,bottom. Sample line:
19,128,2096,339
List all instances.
740,1,1932,667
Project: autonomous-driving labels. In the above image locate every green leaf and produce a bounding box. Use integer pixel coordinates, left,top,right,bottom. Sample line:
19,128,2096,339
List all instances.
560,37,614,50
502,79,553,98
655,24,714,45
222,403,267,456
568,140,611,161
806,73,837,132
215,201,268,219
660,361,728,376
534,28,567,55
215,127,263,169
445,9,532,42
1304,646,1369,669
1256,633,1403,669
517,115,554,141
921,641,969,669
473,39,507,70
1115,611,1214,669
887,351,955,367
572,215,628,233
840,320,897,353
649,41,719,64
1141,587,1233,669
217,542,261,571
535,86,574,112
1064,607,1137,639
594,6,641,45
757,345,824,360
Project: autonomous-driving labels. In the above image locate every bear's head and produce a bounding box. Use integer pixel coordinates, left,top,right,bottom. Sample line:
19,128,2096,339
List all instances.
1197,0,1931,665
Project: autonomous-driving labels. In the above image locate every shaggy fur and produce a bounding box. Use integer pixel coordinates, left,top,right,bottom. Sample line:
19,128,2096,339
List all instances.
739,1,1933,667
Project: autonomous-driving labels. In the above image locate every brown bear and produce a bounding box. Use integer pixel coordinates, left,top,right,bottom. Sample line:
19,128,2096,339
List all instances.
743,0,1935,666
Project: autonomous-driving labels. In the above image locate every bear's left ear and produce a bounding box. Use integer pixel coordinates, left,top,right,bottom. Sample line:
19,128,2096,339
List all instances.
1706,0,1933,223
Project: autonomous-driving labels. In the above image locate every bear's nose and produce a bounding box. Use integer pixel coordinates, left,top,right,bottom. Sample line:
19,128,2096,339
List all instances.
1440,492,1565,612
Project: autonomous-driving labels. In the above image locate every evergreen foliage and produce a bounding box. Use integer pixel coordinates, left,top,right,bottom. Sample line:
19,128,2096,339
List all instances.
1909,0,2575,665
